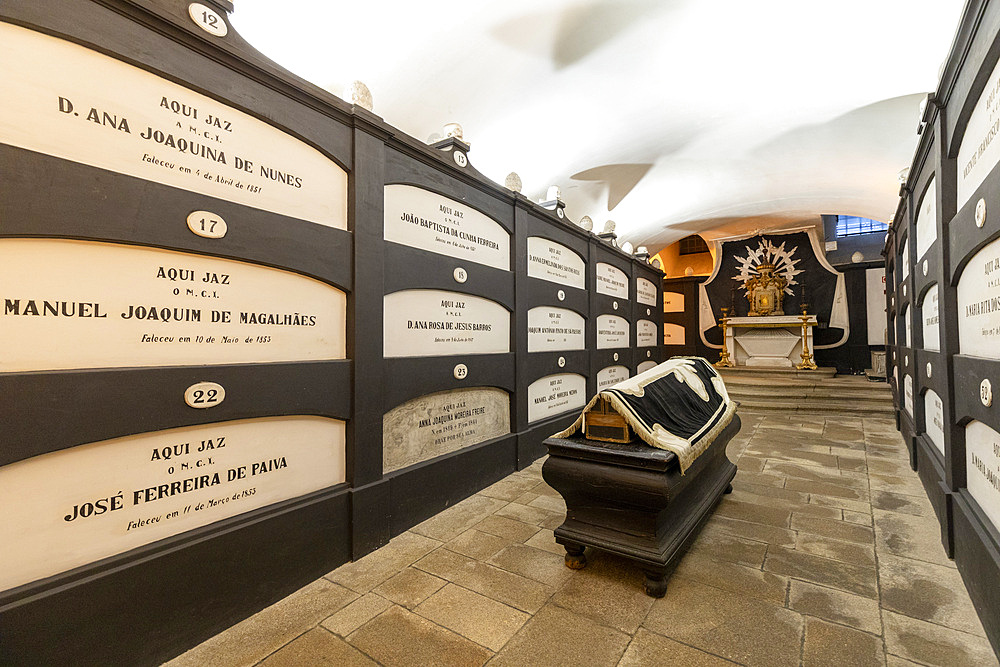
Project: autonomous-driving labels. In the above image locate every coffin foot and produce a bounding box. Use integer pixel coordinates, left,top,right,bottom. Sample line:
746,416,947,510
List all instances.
724,483,734,494
643,570,668,598
564,544,587,570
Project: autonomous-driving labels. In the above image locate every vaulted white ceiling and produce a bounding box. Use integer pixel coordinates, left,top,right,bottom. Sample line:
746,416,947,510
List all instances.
232,0,965,254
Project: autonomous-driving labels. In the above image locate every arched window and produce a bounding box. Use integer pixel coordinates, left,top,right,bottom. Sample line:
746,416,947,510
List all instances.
678,234,709,255
835,215,888,237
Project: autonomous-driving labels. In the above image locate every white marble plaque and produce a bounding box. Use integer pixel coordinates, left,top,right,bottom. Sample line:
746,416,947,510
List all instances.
597,365,630,390
596,314,630,349
527,373,586,423
957,235,1000,358
0,24,346,228
901,238,910,280
958,55,1000,207
922,284,940,352
663,291,684,313
382,387,510,473
903,304,912,347
0,416,345,591
0,239,345,372
384,185,510,270
637,319,658,347
637,360,657,373
866,268,887,346
526,237,585,289
904,374,914,415
924,389,945,456
527,306,585,352
636,278,657,306
596,263,629,298
967,421,1000,531
663,323,686,345
915,178,938,260
383,289,510,358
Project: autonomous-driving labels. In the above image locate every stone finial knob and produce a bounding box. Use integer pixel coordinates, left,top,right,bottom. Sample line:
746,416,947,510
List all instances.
443,123,463,141
637,246,648,255
505,172,522,193
579,215,593,231
349,81,373,111
621,241,634,254
602,220,616,234
546,185,562,202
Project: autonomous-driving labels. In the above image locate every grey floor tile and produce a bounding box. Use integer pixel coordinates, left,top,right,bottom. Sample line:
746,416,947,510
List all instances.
643,577,804,667
347,605,493,667
877,553,988,636
414,583,529,651
549,551,656,634
802,617,885,667
372,567,447,609
881,610,999,667
788,579,881,634
618,628,739,666
489,604,631,667
258,628,376,667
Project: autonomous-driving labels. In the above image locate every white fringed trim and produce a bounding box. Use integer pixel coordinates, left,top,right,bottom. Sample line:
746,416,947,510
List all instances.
552,358,737,474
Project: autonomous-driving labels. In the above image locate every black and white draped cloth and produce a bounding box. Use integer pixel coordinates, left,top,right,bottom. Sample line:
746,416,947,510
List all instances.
555,357,737,473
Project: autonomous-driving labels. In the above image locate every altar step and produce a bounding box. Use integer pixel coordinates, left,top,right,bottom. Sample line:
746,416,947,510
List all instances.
717,368,894,417
717,366,838,380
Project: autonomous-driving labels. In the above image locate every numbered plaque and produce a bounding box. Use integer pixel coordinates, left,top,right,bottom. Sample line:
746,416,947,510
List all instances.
0,239,345,371
526,237,585,289
915,177,938,260
922,284,941,352
596,314,629,349
663,291,684,313
382,387,511,473
0,23,346,227
596,263,629,298
636,278,657,306
957,236,1000,358
924,389,945,456
966,421,1000,532
0,416,345,591
527,373,586,423
597,365,630,390
958,56,1000,207
637,360,657,374
383,289,510,358
384,185,510,270
636,319,657,347
526,306,585,352
188,3,228,37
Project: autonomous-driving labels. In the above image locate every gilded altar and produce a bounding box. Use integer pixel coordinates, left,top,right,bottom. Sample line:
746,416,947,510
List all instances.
716,315,818,368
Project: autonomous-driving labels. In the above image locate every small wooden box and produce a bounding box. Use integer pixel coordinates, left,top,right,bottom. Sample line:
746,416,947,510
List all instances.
584,396,633,443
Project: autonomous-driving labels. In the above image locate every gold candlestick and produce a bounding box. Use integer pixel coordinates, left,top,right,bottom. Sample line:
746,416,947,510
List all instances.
795,307,818,370
715,307,735,368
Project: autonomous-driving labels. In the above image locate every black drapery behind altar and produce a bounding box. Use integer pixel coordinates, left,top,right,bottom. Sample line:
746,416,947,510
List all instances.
698,230,849,348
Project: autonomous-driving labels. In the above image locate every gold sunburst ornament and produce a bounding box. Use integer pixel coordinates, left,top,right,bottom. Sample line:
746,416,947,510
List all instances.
733,239,802,316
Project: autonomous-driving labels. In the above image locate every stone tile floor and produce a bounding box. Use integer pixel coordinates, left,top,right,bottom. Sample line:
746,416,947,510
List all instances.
166,413,999,667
